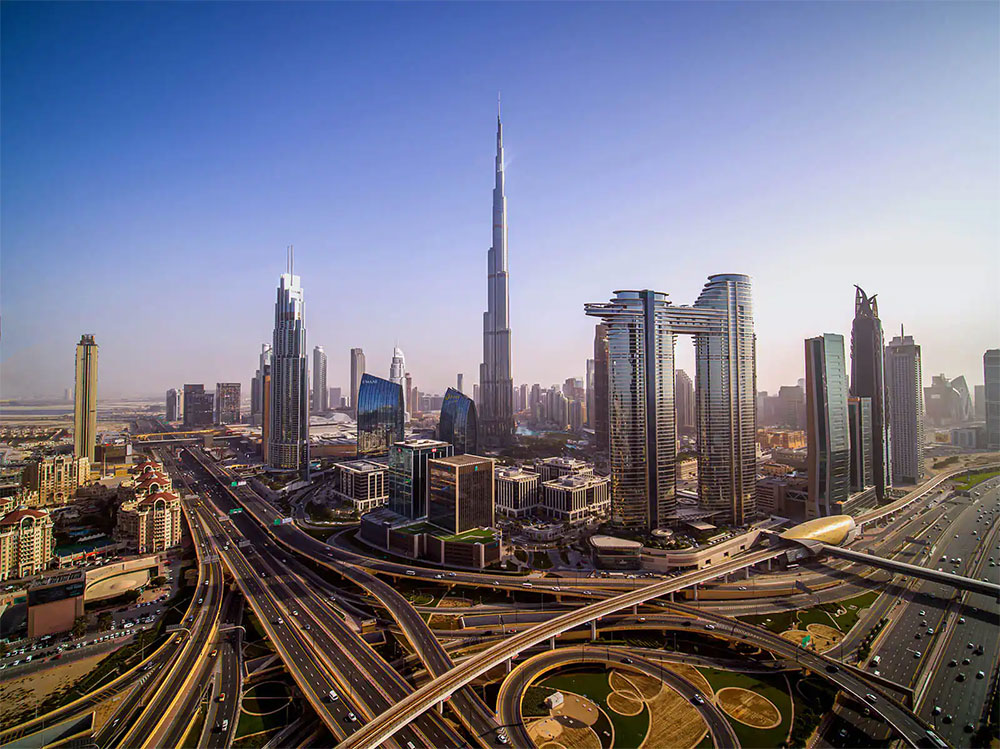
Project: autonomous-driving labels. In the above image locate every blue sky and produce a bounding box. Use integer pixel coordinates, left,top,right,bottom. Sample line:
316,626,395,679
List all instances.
2,1,997,400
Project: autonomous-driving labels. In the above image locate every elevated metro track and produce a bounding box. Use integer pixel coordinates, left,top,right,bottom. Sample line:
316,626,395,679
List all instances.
858,463,999,525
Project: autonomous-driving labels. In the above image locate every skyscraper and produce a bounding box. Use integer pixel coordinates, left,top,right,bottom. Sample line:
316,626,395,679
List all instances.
165,388,182,422
593,324,610,457
312,346,328,414
805,334,850,519
389,439,453,519
439,388,479,455
479,109,514,446
457,373,464,394
350,347,365,415
389,346,406,415
404,373,413,418
885,328,924,485
849,286,890,500
675,369,695,434
985,349,1000,450
183,384,213,428
356,374,405,458
585,275,756,530
74,334,98,462
268,252,309,474
848,396,874,493
251,343,272,427
427,455,495,534
214,383,241,424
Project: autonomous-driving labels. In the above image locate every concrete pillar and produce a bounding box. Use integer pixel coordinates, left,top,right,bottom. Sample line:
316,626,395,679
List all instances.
436,701,444,715
590,621,597,640
692,584,698,601
669,591,674,602
506,658,512,673
767,558,772,571
632,604,638,616
549,637,556,650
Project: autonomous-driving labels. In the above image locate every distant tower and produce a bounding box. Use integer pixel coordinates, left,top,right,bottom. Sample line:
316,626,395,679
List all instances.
480,107,515,445
457,373,464,394
805,334,851,518
313,346,328,414
251,344,272,426
675,369,696,434
350,348,366,415
850,287,891,500
884,328,924,485
268,248,309,475
389,347,406,415
984,349,999,450
593,324,610,457
74,334,98,462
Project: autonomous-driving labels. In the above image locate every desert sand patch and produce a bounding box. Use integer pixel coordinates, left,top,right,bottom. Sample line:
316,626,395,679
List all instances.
716,687,781,729
0,651,112,726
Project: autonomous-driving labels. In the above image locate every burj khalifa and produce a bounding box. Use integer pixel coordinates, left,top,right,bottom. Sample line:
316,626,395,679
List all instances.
479,108,515,445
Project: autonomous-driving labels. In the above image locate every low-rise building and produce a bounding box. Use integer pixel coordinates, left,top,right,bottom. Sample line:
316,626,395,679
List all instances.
540,473,610,524
27,569,85,638
495,467,539,518
0,508,54,581
333,460,388,513
21,454,90,506
358,508,502,570
535,456,593,483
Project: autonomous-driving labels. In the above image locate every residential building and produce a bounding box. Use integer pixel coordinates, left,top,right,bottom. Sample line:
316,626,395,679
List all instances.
457,373,464,394
251,343,272,427
214,382,241,425
350,348,366,414
585,275,757,529
675,369,695,434
806,333,851,519
586,359,596,428
268,254,310,474
848,396,874,493
885,329,924,484
22,455,90,505
182,384,213,428
540,473,611,524
0,508,54,581
479,111,515,446
849,286,890,499
427,455,495,534
569,399,585,432
439,388,479,455
389,347,406,415
356,374,405,459
329,387,342,410
116,492,183,554
313,346,328,414
165,388,182,422
332,460,388,514
388,439,453,519
74,334,98,462
987,349,1000,450
495,467,539,518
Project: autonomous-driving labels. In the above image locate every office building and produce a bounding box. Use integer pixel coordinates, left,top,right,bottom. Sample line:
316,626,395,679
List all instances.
329,387,342,410
251,343,272,427
479,111,515,446
332,460,388,514
313,346,328,414
593,323,610,456
805,334,851,519
974,384,986,420
569,399,585,432
472,383,480,409
586,359,596,428
427,455,495,534
388,439,453,519
456,373,464,394
848,397,874,493
214,382,241,425
585,275,756,530
356,373,405,458
885,329,924,484
261,366,272,462
0,509,54,582
924,374,974,426
986,350,1000,450
165,388,182,422
22,455,90,506
182,384,214,428
536,457,593,483
675,369,695,434
540,474,611,524
849,286,891,500
439,388,479,455
350,347,366,414
777,385,806,429
495,467,539,518
268,254,310,474
26,570,85,638
73,334,98,462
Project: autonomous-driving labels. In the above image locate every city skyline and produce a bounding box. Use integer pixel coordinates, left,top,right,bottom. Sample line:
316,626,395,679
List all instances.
2,2,997,400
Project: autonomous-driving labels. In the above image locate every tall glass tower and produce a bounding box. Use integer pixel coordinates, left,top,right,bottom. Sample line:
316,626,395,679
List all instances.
479,109,515,445
806,333,851,518
268,250,309,474
74,334,99,462
585,274,757,530
312,346,328,414
850,287,890,500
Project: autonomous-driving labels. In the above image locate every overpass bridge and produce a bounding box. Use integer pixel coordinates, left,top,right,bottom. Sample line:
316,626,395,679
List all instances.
134,430,245,445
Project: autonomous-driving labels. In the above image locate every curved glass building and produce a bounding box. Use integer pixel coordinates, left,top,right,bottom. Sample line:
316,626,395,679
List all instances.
439,388,479,455
356,373,404,458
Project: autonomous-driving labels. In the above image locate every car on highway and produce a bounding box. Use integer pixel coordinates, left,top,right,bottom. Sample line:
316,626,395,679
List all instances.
691,694,705,705
865,694,877,704
957,673,966,682
347,712,357,722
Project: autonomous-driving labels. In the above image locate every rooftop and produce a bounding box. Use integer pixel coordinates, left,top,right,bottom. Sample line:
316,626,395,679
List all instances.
394,438,451,450
338,459,386,474
430,454,493,468
590,534,643,550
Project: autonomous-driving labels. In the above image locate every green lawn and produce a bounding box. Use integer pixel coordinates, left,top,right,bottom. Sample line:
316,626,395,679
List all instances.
540,668,649,749
740,590,879,635
697,667,792,748
954,469,1000,491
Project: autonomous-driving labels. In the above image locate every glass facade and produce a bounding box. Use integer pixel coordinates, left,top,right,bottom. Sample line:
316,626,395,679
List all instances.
806,333,851,518
388,439,453,518
885,333,924,484
849,396,874,492
438,388,479,455
356,373,404,458
427,456,495,534
269,272,309,473
586,275,757,530
850,287,890,500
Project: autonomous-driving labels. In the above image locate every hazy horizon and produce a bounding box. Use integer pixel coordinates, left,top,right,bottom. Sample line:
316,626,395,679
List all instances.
2,2,997,402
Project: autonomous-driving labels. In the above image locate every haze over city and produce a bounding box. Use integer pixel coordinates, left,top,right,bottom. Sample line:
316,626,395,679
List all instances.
2,1,997,400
